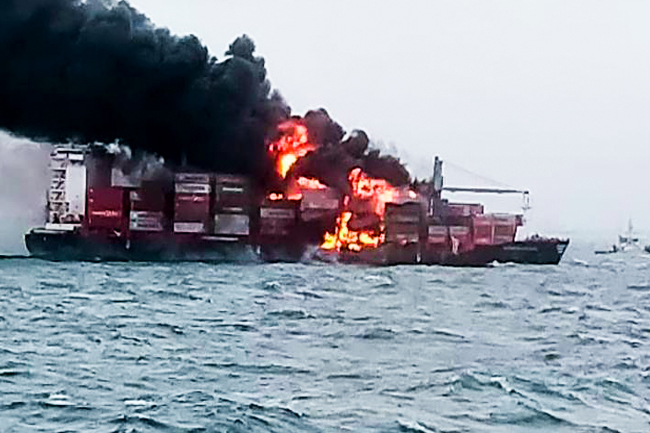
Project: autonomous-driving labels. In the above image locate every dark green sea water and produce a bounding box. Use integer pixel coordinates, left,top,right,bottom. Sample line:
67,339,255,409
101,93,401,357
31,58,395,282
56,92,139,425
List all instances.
1,241,649,432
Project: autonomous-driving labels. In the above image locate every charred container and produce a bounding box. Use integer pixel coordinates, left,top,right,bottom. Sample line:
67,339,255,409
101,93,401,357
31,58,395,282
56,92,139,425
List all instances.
258,199,304,262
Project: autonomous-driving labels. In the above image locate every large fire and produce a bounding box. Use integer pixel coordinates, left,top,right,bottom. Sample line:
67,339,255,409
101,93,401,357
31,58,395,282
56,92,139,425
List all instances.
321,211,383,252
348,167,399,216
267,121,415,254
297,176,327,190
268,120,315,178
321,168,400,252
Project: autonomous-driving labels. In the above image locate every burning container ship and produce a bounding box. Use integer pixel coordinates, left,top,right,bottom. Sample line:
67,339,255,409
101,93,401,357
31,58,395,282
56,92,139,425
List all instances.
25,139,568,265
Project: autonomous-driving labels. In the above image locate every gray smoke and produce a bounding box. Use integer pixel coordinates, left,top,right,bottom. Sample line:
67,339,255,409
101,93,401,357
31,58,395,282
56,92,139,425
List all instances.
0,132,51,254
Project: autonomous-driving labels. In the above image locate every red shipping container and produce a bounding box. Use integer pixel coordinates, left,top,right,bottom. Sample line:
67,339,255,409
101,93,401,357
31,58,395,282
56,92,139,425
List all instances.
449,226,472,252
86,187,126,230
428,225,448,244
448,203,484,217
174,193,210,222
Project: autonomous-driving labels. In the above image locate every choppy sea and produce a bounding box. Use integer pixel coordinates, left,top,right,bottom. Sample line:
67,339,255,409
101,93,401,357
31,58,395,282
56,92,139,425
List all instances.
2,239,650,432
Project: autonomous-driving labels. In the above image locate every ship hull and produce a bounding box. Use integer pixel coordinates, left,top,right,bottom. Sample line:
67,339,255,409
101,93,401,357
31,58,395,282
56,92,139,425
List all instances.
26,229,568,266
494,239,569,265
25,229,255,262
423,239,569,266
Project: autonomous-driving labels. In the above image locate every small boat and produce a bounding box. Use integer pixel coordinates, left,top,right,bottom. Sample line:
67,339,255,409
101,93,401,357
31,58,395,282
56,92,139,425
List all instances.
595,219,641,255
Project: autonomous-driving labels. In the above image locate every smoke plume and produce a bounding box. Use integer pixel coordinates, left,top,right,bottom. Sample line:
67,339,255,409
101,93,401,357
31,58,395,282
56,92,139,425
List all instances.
0,0,287,178
0,0,410,193
0,132,50,254
288,109,411,190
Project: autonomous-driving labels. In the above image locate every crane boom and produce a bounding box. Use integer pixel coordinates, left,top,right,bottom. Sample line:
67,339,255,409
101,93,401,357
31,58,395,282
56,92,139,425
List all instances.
442,186,529,195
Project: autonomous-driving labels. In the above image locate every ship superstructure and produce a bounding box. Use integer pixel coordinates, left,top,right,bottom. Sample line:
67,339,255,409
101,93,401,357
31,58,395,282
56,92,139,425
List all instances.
46,145,87,229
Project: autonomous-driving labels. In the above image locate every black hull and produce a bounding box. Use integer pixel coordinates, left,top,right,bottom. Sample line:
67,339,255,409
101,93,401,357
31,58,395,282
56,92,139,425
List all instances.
26,229,569,266
25,229,256,262
421,239,569,266
494,240,569,265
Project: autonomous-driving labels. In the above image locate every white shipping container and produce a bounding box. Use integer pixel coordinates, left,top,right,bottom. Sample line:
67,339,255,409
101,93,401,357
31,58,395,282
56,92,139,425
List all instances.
219,206,246,214
173,222,206,233
130,211,164,232
175,183,211,194
175,173,210,184
260,207,295,219
219,186,245,194
214,214,250,236
130,211,163,230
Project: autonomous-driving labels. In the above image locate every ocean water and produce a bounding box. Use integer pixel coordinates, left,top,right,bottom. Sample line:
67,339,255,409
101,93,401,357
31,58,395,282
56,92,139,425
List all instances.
1,241,650,432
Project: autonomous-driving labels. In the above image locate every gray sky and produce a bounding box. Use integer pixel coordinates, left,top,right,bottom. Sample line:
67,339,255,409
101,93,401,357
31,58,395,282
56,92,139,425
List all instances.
125,0,650,234
2,0,649,252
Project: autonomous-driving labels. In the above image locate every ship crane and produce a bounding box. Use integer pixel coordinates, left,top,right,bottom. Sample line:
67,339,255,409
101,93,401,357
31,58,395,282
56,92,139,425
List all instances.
442,187,531,212
432,156,531,213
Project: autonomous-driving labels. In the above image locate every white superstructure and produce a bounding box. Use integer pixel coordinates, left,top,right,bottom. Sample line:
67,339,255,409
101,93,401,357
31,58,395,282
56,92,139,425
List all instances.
46,146,87,230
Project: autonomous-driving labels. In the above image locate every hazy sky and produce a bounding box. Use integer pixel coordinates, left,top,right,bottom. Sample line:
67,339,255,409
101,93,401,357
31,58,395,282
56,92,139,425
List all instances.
124,0,650,234
2,0,649,251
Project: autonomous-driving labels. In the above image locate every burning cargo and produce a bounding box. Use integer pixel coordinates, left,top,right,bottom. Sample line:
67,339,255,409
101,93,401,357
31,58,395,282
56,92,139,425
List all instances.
25,128,568,265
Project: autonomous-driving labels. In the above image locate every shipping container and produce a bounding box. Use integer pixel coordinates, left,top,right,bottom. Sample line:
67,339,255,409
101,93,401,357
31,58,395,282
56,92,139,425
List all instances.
472,215,494,245
129,211,164,232
213,214,250,236
385,230,420,244
214,174,250,214
449,226,472,252
259,201,298,237
300,188,340,211
86,187,127,231
129,189,166,212
427,225,448,244
174,194,210,219
175,183,211,194
447,203,484,217
175,173,211,184
384,202,422,245
173,222,206,234
385,202,422,224
472,214,519,246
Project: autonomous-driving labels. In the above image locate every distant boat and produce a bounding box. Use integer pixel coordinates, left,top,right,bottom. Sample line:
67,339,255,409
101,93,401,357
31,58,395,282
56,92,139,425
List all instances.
595,219,641,255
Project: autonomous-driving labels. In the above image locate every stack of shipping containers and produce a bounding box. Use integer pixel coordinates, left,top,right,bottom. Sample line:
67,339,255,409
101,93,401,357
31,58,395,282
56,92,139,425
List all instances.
259,199,299,239
173,173,211,234
383,202,423,263
473,214,521,246
258,198,303,261
212,175,251,241
85,187,127,237
84,152,127,239
129,182,166,234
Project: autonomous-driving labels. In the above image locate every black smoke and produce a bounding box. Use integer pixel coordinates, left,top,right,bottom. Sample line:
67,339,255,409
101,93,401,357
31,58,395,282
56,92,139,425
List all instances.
0,0,287,178
288,109,411,190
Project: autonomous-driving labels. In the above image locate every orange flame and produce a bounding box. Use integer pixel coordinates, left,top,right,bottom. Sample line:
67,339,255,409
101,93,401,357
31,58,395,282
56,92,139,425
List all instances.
321,211,383,252
321,168,400,252
348,168,398,216
297,177,327,190
268,121,315,178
